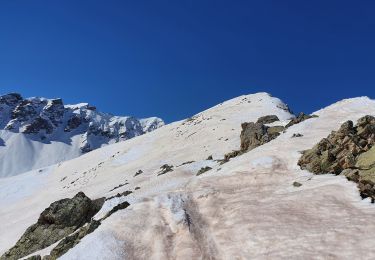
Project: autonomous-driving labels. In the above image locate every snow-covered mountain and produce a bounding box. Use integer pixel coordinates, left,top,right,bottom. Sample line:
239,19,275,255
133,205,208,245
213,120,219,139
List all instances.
0,93,164,178
1,92,375,259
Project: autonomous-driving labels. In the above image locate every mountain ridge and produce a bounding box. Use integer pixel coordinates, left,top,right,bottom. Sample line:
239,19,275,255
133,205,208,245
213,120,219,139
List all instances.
0,93,164,177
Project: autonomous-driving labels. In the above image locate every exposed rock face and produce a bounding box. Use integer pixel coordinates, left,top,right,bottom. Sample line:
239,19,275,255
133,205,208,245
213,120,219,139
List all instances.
1,192,104,260
0,93,164,178
256,115,279,124
298,115,375,201
0,93,164,149
285,112,318,128
223,115,285,163
240,122,284,151
47,220,101,259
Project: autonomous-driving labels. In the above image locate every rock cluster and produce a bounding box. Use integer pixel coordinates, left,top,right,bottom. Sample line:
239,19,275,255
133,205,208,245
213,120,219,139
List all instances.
1,192,104,260
298,115,375,201
224,113,317,163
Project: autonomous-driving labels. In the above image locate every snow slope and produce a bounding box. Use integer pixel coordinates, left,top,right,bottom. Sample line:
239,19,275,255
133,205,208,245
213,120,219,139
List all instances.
0,93,164,178
2,93,375,259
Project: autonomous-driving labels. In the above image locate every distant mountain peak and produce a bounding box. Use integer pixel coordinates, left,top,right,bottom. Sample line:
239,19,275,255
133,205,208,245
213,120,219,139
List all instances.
0,93,164,177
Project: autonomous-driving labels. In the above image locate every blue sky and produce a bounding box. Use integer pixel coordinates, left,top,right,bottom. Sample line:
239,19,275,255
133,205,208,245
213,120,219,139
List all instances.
0,1,374,122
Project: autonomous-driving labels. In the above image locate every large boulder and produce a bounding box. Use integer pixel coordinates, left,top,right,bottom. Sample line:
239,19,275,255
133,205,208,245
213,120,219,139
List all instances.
1,192,104,260
240,122,284,152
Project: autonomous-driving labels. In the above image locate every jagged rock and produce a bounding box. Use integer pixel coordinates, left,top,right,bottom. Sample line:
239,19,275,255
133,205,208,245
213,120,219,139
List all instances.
23,117,54,134
103,201,130,219
106,190,133,201
222,116,285,163
47,220,101,259
0,93,22,106
298,115,375,201
292,133,303,138
0,92,164,154
285,112,318,128
256,115,279,124
64,115,83,132
207,155,213,160
240,122,283,152
134,169,143,177
223,150,244,163
1,192,105,260
158,164,174,176
197,166,212,176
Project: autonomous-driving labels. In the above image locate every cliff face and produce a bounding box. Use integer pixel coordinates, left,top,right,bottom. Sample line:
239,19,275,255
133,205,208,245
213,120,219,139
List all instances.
0,93,164,177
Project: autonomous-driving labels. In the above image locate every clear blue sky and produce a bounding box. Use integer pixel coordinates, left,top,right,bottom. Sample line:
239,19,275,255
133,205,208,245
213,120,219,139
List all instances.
0,1,374,122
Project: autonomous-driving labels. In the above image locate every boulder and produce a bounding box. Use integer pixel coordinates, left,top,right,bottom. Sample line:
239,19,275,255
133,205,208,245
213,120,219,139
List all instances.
1,192,104,260
240,122,283,152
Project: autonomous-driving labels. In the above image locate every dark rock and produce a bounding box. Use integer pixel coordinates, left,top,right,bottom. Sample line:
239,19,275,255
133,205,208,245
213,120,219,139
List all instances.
197,166,212,176
64,115,83,132
134,170,143,177
293,181,302,187
106,190,133,201
47,220,101,259
292,133,303,138
0,93,23,106
108,182,129,192
178,161,195,166
285,112,318,128
23,117,54,135
103,201,130,219
298,115,375,201
158,164,174,176
256,115,279,124
1,192,104,260
223,150,244,163
11,100,37,120
240,122,282,152
25,255,41,260
207,155,213,160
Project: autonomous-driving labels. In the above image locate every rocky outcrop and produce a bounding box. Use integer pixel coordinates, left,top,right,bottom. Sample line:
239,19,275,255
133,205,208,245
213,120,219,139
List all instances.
223,115,285,163
158,164,174,176
197,166,212,176
298,115,375,201
46,220,101,259
0,92,164,149
285,112,318,128
240,122,284,152
256,115,279,124
1,192,104,260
